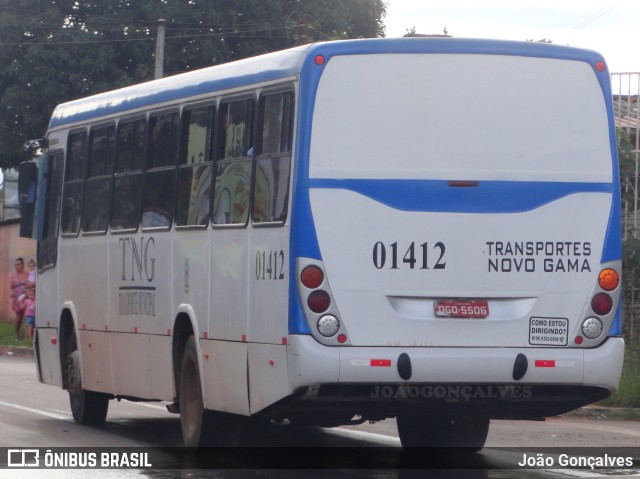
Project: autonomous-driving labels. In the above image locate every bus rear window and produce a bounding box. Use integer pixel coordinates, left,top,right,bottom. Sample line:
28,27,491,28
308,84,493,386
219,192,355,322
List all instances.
310,54,611,183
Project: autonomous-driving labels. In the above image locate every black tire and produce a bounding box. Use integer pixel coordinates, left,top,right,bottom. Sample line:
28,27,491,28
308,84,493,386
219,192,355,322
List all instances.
179,335,267,447
180,336,238,447
397,415,489,451
180,336,211,447
67,337,109,426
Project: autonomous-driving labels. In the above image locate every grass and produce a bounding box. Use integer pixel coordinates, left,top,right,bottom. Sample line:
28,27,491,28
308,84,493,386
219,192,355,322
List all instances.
0,321,34,348
601,341,640,408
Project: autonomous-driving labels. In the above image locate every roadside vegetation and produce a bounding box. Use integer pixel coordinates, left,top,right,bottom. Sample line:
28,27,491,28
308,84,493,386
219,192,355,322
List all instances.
601,341,640,408
0,321,33,348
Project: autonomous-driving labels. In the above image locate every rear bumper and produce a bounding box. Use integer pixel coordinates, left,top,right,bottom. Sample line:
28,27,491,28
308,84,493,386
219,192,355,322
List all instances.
283,335,624,420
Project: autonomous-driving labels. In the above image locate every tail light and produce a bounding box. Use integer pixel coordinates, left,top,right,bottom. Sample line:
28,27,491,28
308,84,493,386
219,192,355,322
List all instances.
298,259,347,343
317,315,340,337
591,293,613,316
577,267,620,344
301,265,324,289
582,317,604,339
308,290,331,313
598,269,619,291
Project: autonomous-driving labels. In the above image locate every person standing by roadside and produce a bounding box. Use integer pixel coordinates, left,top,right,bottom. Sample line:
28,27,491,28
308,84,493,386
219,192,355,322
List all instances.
21,287,36,341
26,259,36,289
9,257,29,339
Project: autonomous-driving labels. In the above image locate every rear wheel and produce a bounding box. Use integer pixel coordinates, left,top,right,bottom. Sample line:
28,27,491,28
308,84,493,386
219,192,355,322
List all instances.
179,335,214,447
396,415,489,451
178,335,270,447
66,331,109,426
180,336,241,447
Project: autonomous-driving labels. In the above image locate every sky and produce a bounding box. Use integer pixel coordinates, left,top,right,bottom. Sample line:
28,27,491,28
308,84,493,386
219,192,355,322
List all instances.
384,0,640,74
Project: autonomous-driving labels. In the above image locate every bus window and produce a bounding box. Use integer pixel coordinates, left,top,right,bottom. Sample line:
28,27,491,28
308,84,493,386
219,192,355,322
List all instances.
111,119,145,231
142,112,178,229
212,99,255,226
61,131,87,235
176,106,214,227
252,91,293,224
83,125,115,233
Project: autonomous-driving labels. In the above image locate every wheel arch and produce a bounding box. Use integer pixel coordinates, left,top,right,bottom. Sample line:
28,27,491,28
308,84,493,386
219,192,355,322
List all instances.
59,305,79,391
172,311,197,402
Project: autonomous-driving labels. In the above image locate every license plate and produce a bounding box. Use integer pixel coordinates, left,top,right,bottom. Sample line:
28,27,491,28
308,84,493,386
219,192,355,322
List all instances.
434,299,489,318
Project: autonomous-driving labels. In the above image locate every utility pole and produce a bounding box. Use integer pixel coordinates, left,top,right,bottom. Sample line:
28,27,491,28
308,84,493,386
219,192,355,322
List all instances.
154,18,166,79
296,13,309,46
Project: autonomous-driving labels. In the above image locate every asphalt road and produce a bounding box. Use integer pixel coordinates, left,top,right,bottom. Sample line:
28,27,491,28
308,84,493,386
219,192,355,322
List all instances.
0,353,638,479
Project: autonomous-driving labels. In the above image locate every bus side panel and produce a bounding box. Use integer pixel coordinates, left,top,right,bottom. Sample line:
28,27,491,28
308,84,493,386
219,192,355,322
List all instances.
210,230,248,342
149,334,174,400
63,238,110,332
201,339,249,415
35,263,62,386
109,332,173,400
79,330,113,393
248,343,289,414
35,327,61,386
173,230,210,340
111,333,152,398
249,226,290,344
110,234,172,337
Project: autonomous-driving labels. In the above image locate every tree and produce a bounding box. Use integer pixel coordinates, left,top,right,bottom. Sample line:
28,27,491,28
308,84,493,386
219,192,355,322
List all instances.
619,127,640,340
0,0,386,170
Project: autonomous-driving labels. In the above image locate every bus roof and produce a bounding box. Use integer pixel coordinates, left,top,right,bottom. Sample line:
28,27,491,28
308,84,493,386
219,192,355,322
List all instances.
48,37,607,130
48,45,308,130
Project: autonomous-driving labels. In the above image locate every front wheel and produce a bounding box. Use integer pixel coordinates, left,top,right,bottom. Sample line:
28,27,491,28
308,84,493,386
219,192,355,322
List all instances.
67,347,109,426
396,415,489,451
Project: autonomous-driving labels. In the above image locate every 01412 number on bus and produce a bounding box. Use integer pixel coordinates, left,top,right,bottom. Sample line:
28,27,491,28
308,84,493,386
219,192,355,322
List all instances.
255,250,285,280
372,241,446,270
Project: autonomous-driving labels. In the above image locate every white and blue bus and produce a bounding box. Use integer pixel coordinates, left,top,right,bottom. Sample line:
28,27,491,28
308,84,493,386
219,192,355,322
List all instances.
20,37,623,449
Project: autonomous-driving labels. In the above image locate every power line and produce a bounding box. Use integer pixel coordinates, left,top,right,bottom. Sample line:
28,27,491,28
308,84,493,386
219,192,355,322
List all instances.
572,0,624,31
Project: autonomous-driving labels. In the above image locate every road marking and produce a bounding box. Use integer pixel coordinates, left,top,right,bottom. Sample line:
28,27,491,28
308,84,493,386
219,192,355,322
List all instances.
0,400,69,421
333,427,401,446
547,468,639,478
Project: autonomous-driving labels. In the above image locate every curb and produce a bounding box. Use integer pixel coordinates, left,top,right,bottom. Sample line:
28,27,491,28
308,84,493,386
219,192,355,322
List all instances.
561,405,640,421
0,345,35,358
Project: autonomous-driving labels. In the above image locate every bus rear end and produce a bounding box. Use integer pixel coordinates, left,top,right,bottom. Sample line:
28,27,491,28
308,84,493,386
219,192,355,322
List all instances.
285,38,623,448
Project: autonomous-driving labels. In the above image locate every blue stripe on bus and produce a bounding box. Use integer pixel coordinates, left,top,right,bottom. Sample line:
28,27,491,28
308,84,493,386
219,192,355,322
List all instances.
303,37,610,70
308,179,613,213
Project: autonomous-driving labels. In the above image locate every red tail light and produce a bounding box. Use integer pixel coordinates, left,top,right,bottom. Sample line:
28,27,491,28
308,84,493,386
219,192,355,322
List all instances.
308,290,331,313
301,265,324,289
591,293,613,316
